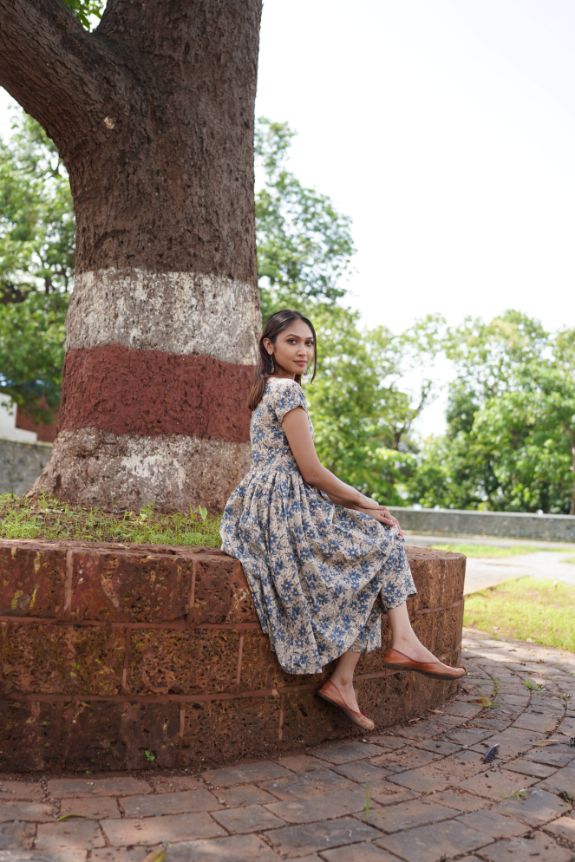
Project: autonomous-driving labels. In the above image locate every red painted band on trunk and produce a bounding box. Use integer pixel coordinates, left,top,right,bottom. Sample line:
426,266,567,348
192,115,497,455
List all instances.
58,346,254,442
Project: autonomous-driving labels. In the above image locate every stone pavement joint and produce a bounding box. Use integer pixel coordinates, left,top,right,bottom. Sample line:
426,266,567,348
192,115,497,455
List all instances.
0,627,573,862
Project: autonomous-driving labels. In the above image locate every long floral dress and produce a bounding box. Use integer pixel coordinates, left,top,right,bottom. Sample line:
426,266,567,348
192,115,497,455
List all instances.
220,376,417,674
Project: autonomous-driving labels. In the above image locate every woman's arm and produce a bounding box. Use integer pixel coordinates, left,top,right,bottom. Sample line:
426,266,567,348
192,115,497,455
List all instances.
282,407,401,531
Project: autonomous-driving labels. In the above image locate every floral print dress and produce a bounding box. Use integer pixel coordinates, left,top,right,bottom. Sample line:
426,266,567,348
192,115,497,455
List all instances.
220,376,417,674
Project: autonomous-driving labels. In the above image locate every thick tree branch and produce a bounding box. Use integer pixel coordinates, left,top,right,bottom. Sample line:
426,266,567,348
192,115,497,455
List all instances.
0,0,137,161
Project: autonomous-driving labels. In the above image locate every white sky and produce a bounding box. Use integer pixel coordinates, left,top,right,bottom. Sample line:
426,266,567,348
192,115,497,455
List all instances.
256,0,575,337
1,0,574,435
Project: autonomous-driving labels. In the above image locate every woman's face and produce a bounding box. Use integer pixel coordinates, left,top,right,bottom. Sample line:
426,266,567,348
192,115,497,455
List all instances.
264,319,315,378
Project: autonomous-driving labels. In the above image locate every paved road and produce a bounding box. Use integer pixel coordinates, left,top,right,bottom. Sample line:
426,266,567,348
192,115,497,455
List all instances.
0,630,573,861
405,533,575,594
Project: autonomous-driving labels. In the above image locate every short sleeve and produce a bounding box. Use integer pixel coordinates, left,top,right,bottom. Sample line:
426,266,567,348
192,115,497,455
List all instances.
273,380,307,423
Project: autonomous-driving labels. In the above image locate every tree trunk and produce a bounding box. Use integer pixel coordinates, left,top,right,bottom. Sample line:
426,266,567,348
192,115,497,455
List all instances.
0,0,262,513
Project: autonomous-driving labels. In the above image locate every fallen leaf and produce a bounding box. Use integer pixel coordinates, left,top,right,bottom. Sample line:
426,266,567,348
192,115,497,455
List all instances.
55,814,93,822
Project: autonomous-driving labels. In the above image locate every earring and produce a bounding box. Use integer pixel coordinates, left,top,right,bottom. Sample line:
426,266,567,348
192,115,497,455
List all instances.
269,354,275,374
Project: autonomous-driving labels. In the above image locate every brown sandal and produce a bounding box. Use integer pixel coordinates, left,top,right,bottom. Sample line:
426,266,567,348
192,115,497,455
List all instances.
382,647,467,680
317,678,375,731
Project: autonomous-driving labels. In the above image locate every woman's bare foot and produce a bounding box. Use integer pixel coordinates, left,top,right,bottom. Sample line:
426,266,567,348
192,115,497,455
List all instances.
317,677,375,731
390,636,438,664
329,676,362,712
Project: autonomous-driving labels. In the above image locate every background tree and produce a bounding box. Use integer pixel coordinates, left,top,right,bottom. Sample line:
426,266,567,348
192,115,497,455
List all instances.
306,306,446,504
0,111,73,422
255,119,355,320
0,0,263,513
408,311,575,514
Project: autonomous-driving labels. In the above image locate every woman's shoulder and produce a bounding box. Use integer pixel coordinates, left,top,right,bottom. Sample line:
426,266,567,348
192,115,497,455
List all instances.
265,377,306,398
266,376,304,388
266,377,307,420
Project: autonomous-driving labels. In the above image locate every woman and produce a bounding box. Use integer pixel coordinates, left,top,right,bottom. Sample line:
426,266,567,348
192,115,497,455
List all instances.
220,309,466,732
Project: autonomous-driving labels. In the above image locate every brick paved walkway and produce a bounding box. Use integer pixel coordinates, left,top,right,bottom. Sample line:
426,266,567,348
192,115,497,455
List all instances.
1,628,574,862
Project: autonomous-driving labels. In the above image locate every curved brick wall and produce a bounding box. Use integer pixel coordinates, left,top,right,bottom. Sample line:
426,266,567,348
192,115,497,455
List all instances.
0,539,465,773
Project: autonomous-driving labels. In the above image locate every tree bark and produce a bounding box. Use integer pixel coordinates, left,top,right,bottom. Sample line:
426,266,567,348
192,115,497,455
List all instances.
0,0,263,512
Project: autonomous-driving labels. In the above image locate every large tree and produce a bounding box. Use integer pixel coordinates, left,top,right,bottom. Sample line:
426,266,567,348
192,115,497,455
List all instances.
0,0,263,513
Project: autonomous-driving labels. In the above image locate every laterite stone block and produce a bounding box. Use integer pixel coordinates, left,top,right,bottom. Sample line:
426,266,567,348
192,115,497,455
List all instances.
0,622,124,696
0,544,65,617
181,695,282,769
68,548,194,622
189,555,258,625
124,628,241,696
61,701,127,771
120,701,181,770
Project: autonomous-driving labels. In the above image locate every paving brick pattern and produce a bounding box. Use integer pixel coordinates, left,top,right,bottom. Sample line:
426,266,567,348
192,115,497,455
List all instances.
0,629,574,862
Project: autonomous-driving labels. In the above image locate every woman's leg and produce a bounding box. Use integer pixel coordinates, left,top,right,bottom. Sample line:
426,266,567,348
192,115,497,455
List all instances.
327,599,452,702
387,601,438,662
329,650,365,715
330,649,362,692
323,649,374,730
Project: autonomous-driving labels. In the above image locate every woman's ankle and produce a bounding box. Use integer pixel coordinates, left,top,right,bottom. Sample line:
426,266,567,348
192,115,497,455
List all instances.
390,636,435,658
391,635,419,651
329,673,354,688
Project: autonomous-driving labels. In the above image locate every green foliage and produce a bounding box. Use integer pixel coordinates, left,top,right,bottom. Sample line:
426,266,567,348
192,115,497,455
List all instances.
255,119,355,319
409,310,575,513
0,111,73,423
306,305,445,501
0,291,67,422
0,110,75,297
61,0,104,30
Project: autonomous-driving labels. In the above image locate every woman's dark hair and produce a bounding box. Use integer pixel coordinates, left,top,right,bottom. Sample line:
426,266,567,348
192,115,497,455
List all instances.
248,309,317,410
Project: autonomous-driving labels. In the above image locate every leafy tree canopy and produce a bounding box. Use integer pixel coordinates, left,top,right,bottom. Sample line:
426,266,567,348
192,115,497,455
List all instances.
61,0,104,30
0,110,73,421
409,311,575,514
255,118,355,321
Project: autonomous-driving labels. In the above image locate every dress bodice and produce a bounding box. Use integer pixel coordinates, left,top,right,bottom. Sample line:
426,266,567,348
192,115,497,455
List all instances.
249,377,314,474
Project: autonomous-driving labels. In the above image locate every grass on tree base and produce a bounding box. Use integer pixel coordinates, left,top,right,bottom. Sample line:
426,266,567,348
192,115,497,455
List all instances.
0,492,223,548
464,576,575,652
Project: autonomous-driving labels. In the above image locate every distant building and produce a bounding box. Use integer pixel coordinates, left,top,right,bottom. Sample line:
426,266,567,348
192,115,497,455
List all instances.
0,397,55,495
0,396,57,443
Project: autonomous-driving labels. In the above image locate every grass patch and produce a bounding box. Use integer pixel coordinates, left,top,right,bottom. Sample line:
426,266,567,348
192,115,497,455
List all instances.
561,557,575,565
0,492,223,548
464,576,575,652
431,543,550,558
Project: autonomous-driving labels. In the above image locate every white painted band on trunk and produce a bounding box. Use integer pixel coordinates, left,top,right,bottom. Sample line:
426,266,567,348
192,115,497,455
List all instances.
28,427,251,512
65,269,261,364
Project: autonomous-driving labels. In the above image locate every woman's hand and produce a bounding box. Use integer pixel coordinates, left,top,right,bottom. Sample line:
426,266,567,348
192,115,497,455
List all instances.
354,503,404,537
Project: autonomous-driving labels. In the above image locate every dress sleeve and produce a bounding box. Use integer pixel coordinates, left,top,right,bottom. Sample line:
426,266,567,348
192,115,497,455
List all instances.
273,380,307,423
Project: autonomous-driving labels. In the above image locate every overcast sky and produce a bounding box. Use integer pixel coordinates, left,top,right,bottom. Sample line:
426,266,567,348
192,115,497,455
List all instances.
1,0,574,434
